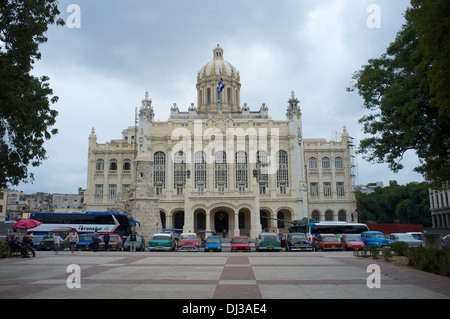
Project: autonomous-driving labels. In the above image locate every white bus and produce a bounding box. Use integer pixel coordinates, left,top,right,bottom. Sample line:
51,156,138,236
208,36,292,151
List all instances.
307,221,369,239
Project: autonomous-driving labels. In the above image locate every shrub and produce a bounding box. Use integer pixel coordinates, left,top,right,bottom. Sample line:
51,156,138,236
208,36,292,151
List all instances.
382,247,393,262
406,247,450,276
391,241,409,256
0,243,11,258
369,245,379,259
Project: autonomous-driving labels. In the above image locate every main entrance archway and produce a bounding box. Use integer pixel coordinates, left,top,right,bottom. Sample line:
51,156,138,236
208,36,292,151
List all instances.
214,211,229,233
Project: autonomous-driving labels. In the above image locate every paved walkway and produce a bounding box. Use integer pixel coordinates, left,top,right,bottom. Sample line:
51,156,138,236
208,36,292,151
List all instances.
0,250,449,299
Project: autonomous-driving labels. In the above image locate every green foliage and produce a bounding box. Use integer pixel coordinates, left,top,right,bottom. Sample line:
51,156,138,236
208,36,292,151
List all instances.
356,181,431,226
406,247,450,276
390,241,409,256
347,0,450,189
0,243,11,258
369,245,379,259
382,247,393,262
0,0,65,188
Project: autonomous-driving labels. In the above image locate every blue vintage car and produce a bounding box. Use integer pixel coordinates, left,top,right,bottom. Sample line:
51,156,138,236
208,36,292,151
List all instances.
360,231,390,248
204,235,222,252
77,233,95,251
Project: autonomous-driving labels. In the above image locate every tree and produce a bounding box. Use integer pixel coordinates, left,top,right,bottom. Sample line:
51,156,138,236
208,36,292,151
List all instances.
347,0,450,189
0,0,65,188
356,182,431,226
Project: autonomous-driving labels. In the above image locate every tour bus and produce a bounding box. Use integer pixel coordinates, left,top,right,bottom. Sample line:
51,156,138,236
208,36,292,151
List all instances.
29,211,137,241
307,221,369,241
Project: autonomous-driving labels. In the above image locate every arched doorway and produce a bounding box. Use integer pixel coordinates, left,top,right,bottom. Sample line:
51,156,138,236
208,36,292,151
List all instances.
214,211,229,233
173,211,184,229
260,211,269,231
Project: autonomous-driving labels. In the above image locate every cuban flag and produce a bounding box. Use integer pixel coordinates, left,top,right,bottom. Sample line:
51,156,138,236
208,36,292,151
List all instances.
218,67,225,93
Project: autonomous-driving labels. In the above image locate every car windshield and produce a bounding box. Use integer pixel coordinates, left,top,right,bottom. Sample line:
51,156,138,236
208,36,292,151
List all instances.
206,238,221,244
397,234,414,240
181,235,197,240
109,236,120,242
344,236,361,242
232,237,248,243
261,235,279,241
322,236,338,242
153,235,170,240
370,233,385,239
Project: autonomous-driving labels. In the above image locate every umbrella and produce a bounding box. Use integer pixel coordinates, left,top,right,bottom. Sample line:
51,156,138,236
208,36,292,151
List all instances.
12,219,42,230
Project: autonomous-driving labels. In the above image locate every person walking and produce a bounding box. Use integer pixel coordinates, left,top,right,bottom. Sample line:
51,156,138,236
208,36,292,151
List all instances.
103,231,110,251
129,232,137,252
65,229,79,254
53,232,64,255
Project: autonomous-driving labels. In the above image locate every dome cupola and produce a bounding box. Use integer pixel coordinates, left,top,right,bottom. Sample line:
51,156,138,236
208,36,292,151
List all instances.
196,45,241,113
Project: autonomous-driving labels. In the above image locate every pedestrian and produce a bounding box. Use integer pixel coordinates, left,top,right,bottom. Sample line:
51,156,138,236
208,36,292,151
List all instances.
93,230,100,252
129,232,137,252
103,231,110,251
311,234,317,252
53,232,64,255
223,228,227,238
22,235,36,257
65,228,79,254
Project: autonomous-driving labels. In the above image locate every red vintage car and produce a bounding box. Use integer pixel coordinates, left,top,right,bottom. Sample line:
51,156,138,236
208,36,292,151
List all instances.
230,236,251,252
177,233,200,251
314,235,344,251
341,235,365,251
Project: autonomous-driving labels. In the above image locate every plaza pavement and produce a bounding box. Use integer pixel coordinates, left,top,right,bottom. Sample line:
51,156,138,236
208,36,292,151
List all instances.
0,250,449,299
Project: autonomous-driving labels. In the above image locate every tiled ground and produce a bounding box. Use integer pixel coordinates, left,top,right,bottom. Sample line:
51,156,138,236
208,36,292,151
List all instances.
0,251,449,299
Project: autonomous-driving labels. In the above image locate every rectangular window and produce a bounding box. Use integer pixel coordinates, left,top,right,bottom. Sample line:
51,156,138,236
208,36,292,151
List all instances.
337,182,345,197
323,182,332,197
310,182,319,197
108,184,117,200
95,184,103,201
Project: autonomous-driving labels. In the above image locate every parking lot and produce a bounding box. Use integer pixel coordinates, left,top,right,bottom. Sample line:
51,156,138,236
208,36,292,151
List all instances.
0,249,449,299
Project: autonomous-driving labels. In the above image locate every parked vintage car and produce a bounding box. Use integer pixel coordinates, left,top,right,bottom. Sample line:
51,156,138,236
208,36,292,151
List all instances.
360,231,390,248
285,233,312,251
177,232,200,251
39,236,70,251
123,235,146,251
76,233,95,251
341,235,365,251
314,235,344,251
149,233,175,251
255,232,281,252
204,235,222,252
406,232,423,241
98,234,123,251
389,233,422,247
231,236,251,252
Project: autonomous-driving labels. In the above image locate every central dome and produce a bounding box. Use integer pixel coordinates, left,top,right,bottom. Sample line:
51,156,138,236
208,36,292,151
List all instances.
196,45,241,113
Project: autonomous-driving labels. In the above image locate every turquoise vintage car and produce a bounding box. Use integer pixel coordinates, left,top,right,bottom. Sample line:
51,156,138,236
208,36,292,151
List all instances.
360,231,390,248
255,232,281,252
149,233,175,251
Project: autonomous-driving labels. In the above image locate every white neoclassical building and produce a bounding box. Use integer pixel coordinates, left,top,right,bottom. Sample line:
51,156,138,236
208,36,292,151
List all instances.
84,45,357,239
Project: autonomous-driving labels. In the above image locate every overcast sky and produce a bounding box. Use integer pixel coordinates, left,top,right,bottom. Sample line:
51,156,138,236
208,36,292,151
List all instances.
15,0,424,194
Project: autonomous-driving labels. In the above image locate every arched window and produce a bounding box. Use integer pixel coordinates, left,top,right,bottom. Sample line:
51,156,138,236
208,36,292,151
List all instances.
173,151,186,191
325,210,333,221
277,151,289,193
322,157,330,169
215,151,227,189
335,156,343,169
312,210,320,222
153,152,166,192
338,210,347,222
235,151,248,190
309,157,317,169
207,88,211,105
256,151,269,194
109,159,118,171
123,158,131,171
227,88,231,104
194,151,207,192
96,159,104,171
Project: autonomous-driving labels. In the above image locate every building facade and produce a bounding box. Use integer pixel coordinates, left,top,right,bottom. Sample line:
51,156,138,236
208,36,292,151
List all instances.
429,187,450,229
84,45,357,239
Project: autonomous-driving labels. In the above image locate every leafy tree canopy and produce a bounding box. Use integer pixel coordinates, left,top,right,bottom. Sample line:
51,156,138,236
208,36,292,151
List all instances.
348,0,450,189
0,0,65,188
